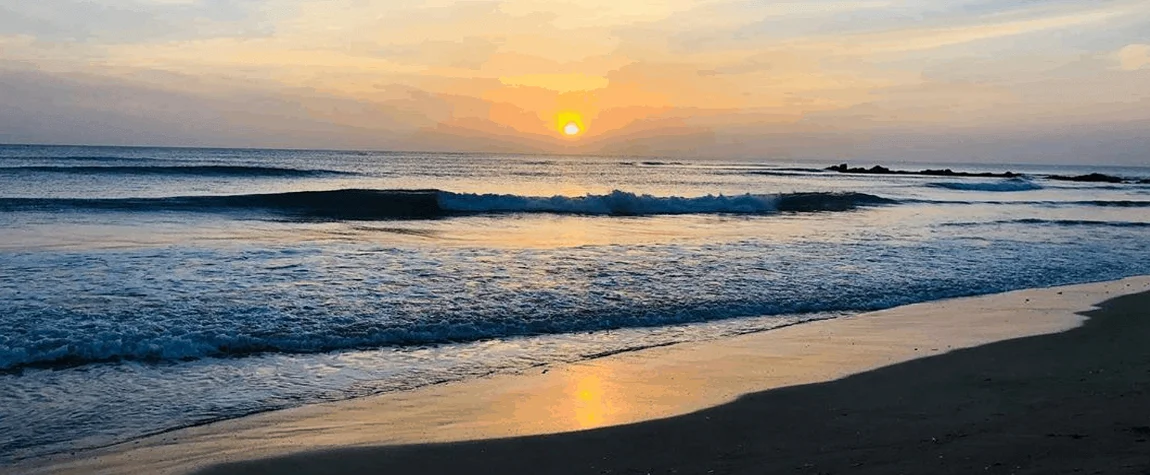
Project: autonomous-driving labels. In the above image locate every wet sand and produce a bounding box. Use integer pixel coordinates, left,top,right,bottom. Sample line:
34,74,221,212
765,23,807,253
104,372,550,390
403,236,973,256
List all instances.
16,277,1150,474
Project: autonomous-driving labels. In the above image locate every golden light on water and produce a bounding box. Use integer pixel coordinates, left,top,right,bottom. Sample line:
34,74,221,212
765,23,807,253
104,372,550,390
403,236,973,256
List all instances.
570,372,608,429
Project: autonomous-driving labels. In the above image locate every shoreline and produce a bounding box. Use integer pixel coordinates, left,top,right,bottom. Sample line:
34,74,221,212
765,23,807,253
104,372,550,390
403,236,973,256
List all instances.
12,276,1150,474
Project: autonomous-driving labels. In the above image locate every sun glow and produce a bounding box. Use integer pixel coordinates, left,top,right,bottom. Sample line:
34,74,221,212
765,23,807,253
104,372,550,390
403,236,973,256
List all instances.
555,111,585,137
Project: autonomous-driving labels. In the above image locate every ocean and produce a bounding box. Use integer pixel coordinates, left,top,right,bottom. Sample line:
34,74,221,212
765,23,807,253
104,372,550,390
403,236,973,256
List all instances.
1,144,1148,462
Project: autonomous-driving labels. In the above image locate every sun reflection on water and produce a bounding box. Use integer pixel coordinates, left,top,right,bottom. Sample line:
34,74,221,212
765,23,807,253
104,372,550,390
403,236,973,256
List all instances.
571,372,607,429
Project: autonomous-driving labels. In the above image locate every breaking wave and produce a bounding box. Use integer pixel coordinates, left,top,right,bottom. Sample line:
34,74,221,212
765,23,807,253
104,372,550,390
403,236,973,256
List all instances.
928,178,1042,192
0,189,897,220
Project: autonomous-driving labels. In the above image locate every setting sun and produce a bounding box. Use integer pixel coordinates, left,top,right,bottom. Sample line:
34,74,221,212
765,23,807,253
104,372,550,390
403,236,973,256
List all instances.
555,111,585,137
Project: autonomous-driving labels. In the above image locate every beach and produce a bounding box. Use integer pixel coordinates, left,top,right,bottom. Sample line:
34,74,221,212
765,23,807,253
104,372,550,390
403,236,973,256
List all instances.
14,276,1148,474
6,1,1149,471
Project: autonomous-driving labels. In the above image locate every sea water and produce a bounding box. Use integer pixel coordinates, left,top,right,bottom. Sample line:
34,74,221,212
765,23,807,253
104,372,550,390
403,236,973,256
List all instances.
1,145,1148,461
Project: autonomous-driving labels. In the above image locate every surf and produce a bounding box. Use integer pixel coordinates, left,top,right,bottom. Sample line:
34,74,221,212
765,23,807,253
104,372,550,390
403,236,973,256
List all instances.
0,189,898,220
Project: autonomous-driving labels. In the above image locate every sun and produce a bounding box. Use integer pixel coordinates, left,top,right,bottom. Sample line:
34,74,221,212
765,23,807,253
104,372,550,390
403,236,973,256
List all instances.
555,111,585,137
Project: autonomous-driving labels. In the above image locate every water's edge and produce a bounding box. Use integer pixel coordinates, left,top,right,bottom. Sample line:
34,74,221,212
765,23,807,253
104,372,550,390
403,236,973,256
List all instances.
13,274,1146,467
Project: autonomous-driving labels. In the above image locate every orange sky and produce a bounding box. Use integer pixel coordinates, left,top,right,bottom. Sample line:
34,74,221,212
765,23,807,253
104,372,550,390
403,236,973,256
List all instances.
1,0,1149,162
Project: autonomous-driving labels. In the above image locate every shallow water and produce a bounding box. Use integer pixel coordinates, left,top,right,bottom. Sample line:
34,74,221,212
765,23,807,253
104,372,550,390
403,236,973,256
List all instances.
1,145,1148,461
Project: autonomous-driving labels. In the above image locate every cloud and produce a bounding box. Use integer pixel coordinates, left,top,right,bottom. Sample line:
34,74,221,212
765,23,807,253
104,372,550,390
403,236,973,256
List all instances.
672,1,1139,57
499,74,609,92
0,65,422,149
824,8,1125,55
1115,44,1150,71
0,0,271,44
1,0,1148,164
374,37,503,70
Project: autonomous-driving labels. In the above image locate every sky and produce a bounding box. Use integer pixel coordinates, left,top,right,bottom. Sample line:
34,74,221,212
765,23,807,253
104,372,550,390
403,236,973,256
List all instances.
1,0,1148,164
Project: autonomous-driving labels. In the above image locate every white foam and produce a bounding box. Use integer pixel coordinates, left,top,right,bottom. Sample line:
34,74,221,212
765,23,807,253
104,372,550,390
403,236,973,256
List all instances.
437,190,781,215
928,179,1042,192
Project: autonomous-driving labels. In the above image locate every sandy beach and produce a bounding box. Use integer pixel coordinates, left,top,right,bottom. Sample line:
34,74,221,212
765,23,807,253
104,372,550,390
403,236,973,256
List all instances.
13,276,1150,475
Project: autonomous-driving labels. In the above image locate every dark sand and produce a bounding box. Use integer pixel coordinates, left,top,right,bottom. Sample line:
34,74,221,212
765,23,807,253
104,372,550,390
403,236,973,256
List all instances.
196,290,1150,475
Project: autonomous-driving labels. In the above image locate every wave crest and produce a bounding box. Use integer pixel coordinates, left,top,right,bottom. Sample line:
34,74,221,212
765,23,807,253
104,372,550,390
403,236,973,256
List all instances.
0,189,896,220
928,179,1042,192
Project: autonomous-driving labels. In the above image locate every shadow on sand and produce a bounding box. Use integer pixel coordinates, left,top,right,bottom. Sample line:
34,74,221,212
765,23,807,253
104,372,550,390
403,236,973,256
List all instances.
197,290,1150,475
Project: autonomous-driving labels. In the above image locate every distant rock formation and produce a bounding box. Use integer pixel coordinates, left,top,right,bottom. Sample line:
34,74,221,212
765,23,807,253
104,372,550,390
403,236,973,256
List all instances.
1047,173,1126,184
825,164,1020,178
826,164,1143,184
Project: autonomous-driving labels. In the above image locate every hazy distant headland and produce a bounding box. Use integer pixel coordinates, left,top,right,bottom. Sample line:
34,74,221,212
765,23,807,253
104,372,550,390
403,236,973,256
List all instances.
825,164,1150,184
